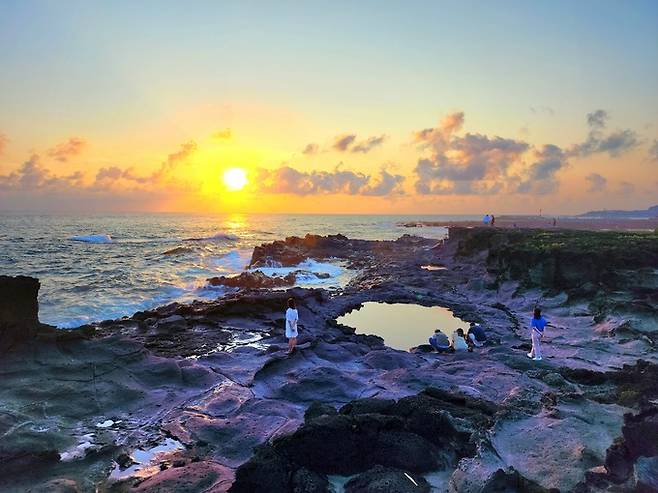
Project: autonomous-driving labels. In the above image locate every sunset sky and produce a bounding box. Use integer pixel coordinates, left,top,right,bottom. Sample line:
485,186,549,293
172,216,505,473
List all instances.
1,0,657,214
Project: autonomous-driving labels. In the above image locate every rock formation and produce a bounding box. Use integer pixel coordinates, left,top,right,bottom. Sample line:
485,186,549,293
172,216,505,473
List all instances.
0,229,656,492
0,275,41,350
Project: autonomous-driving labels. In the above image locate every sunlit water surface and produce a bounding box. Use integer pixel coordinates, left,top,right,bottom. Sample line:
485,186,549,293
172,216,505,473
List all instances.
336,302,468,350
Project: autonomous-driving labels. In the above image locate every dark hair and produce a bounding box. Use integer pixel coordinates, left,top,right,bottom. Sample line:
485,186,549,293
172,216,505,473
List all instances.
456,328,464,336
434,329,441,333
287,298,296,309
533,308,541,319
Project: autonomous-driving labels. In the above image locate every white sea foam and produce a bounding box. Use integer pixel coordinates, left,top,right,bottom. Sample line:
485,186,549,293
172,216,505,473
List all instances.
70,234,113,244
211,249,252,272
253,259,351,288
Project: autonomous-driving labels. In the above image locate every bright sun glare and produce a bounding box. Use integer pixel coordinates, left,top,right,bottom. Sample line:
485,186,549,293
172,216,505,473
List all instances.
223,168,248,191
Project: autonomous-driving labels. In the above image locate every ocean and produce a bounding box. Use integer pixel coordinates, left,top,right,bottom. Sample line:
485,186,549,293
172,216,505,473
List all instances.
0,213,472,328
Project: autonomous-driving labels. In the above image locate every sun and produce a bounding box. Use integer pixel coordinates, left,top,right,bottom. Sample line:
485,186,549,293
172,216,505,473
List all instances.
223,168,248,191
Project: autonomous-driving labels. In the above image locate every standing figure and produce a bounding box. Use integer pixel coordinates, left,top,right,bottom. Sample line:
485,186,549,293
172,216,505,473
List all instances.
286,297,299,354
490,214,495,226
527,308,547,361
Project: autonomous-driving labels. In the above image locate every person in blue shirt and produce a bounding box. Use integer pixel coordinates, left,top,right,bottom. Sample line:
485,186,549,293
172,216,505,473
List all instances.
527,307,548,361
467,322,487,348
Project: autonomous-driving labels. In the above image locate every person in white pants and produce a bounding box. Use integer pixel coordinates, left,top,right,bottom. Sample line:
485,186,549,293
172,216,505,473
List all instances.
285,297,299,354
527,307,548,361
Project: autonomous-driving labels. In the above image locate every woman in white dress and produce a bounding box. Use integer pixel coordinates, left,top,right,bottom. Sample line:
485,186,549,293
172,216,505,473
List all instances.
285,297,299,354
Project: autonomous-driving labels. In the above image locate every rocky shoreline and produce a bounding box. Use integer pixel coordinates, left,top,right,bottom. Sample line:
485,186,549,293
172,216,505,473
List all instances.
0,228,656,492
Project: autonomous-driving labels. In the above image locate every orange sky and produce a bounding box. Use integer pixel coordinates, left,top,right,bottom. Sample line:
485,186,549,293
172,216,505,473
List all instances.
1,2,657,214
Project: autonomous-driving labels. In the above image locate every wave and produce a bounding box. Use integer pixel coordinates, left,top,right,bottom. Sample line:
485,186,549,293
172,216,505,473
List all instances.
253,259,348,286
183,232,239,242
211,249,252,272
70,234,113,244
162,246,195,256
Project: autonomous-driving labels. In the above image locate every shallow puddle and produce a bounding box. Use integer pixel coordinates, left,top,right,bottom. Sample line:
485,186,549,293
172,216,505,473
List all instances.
421,264,447,271
336,302,468,351
109,437,184,481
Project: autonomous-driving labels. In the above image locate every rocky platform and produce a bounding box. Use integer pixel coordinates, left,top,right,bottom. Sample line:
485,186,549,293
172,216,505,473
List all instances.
0,229,656,492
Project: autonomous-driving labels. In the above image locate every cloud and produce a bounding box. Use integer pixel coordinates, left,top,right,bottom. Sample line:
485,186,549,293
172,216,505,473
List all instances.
413,112,530,195
648,139,658,161
585,173,607,192
586,109,608,130
0,134,7,155
212,129,232,141
530,106,555,116
569,110,639,158
413,112,465,150
515,144,567,194
89,141,198,190
1,141,200,198
327,134,387,153
351,135,387,154
302,143,319,155
150,141,197,183
47,137,87,162
255,166,404,196
0,155,85,191
332,134,357,152
619,181,635,195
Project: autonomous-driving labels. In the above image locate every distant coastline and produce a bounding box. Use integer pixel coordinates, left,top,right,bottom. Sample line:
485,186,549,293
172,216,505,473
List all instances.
579,204,658,219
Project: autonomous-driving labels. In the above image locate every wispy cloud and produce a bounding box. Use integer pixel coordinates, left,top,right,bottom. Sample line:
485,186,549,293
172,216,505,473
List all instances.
0,133,7,155
212,129,232,141
255,166,404,196
648,139,658,161
569,110,639,158
47,137,87,162
302,143,319,155
586,173,607,192
530,105,555,116
332,134,357,152
619,181,635,195
351,135,386,154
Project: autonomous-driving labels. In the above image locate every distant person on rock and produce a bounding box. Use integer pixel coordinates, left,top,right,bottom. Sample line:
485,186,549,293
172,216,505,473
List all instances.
467,322,487,348
490,214,495,226
483,214,490,226
451,328,469,351
286,297,299,354
429,329,451,352
527,308,547,361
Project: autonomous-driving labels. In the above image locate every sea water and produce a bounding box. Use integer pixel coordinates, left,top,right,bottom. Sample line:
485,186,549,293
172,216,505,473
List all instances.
0,213,468,328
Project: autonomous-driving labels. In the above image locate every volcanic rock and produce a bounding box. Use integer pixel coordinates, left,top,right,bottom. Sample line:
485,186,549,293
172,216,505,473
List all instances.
208,271,297,289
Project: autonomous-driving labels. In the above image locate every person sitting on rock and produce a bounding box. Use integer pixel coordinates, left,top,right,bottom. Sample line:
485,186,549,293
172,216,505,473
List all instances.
527,307,548,361
286,297,299,354
450,328,469,351
467,322,487,348
429,329,451,352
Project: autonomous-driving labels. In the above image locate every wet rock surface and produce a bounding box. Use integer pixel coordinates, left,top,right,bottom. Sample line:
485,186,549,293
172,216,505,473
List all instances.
0,228,656,492
207,270,297,289
0,275,42,350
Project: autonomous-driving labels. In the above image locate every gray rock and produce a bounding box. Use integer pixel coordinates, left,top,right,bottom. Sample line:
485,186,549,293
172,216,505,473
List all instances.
156,314,187,331
634,456,658,493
